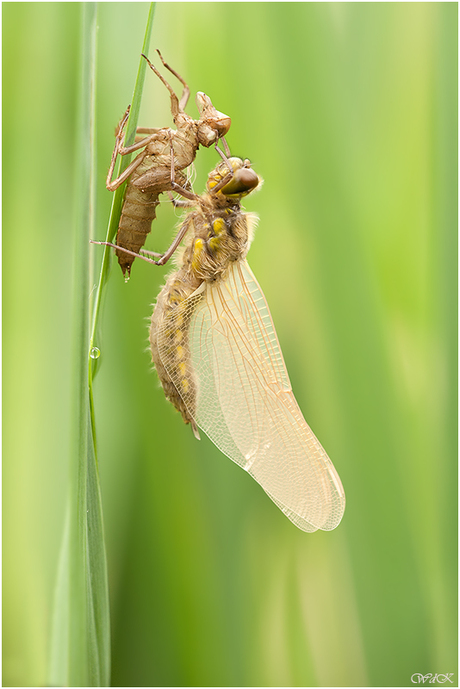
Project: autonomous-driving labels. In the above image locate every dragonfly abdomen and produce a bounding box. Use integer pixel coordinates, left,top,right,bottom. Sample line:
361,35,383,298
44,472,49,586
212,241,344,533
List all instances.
116,163,189,278
150,268,202,430
116,184,160,277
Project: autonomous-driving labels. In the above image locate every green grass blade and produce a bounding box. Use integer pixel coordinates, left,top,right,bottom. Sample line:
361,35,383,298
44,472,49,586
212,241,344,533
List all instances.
48,4,111,686
45,5,155,686
48,505,71,684
89,2,156,380
85,418,110,686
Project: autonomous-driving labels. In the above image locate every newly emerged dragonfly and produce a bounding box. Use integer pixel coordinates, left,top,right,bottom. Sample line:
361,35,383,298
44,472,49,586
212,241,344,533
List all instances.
98,155,346,532
107,50,231,278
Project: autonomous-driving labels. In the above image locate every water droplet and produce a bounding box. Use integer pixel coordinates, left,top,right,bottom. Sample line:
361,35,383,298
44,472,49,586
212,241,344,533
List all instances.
90,347,100,360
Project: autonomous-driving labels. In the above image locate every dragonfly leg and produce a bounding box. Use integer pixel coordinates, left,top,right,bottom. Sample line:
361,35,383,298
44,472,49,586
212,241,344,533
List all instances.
106,107,131,189
214,143,234,175
106,149,148,191
141,53,180,118
166,191,193,208
90,241,162,265
154,218,192,266
107,108,163,190
91,214,192,268
220,136,231,157
209,170,234,195
136,127,160,134
156,49,190,111
139,248,163,258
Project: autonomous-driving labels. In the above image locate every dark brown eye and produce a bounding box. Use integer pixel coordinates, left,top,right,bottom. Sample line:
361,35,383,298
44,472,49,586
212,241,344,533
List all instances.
221,168,259,196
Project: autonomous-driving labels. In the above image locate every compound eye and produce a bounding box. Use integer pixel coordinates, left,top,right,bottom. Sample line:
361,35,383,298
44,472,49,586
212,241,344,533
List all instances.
221,168,259,196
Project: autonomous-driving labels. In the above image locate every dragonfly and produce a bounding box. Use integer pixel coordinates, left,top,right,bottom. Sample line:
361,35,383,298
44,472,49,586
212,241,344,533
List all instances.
106,50,231,278
97,152,346,532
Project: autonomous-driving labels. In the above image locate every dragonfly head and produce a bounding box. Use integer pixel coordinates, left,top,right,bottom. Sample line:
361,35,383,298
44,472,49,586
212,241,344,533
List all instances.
196,92,231,146
207,158,261,198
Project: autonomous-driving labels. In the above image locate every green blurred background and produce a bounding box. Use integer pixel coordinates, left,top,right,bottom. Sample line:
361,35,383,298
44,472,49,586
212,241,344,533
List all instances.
3,2,457,686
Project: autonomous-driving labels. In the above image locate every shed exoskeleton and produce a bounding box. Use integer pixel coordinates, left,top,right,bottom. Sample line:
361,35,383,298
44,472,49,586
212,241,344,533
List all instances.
107,50,231,278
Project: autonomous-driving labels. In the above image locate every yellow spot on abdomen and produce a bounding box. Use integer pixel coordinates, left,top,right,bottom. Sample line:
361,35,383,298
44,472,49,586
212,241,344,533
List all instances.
192,237,205,272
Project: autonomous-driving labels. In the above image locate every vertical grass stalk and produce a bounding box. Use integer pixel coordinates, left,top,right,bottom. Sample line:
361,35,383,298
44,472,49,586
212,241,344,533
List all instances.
48,2,155,684
47,4,109,686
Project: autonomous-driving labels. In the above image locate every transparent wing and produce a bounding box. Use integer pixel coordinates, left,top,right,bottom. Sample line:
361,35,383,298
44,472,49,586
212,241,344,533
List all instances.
157,260,345,532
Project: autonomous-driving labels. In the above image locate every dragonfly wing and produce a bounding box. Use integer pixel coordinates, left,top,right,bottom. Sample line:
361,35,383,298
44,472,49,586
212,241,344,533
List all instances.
158,260,345,532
